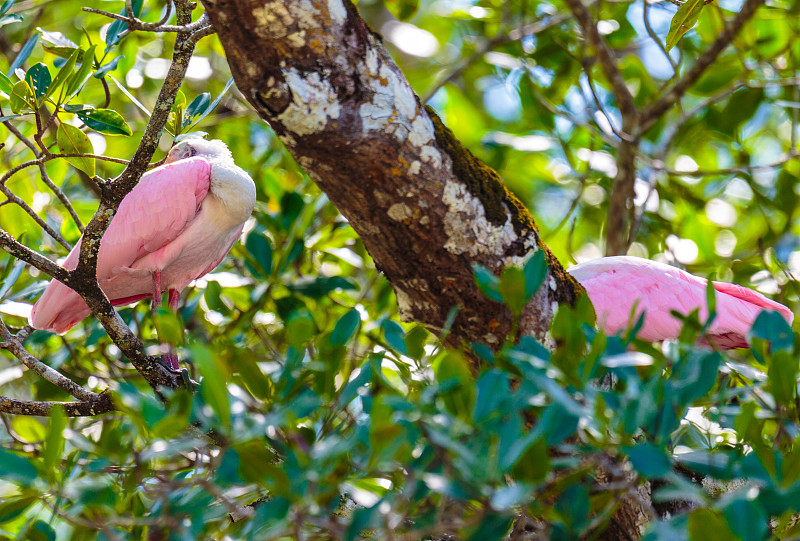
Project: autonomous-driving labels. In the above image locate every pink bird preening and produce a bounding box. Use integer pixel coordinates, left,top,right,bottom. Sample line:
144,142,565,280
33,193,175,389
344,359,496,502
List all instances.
567,256,794,349
30,138,256,367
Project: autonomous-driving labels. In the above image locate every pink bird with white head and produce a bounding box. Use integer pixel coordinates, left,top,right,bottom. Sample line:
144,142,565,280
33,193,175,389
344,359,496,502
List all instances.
567,256,794,349
30,138,256,366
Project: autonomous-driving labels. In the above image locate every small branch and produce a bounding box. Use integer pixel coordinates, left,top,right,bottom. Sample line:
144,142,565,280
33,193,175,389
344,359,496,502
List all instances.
0,183,71,249
641,0,767,132
0,395,115,416
0,317,99,401
563,0,638,130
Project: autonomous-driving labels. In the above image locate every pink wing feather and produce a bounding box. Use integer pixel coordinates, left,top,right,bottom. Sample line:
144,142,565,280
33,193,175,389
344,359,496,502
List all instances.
30,157,211,333
569,256,794,349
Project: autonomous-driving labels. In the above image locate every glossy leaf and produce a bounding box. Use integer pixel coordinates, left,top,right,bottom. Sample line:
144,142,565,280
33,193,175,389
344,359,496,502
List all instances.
8,34,38,75
76,108,133,136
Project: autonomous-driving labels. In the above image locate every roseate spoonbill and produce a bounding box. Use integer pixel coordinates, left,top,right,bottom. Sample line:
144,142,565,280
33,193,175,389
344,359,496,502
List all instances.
567,256,793,349
30,138,256,367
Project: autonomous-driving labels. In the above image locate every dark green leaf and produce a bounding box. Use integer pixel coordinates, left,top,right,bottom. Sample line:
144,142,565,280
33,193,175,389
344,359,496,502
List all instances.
331,309,360,346
0,448,37,485
524,250,547,300
0,496,36,524
473,263,502,302
624,442,672,477
749,310,794,351
245,230,272,277
153,307,184,346
381,319,407,354
722,498,767,541
25,63,51,103
498,265,526,315
183,92,211,128
288,276,356,298
27,520,56,541
0,0,15,17
76,108,132,136
687,508,737,540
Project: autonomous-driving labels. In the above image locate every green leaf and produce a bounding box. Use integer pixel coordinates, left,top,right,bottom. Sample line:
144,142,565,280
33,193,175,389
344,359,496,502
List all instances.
384,0,419,20
0,71,12,94
204,280,229,314
27,520,56,541
687,508,737,541
9,80,34,113
288,276,356,298
47,46,79,101
666,0,705,51
286,310,316,349
473,263,502,302
722,498,767,541
624,442,672,477
64,44,97,99
0,496,36,524
0,448,38,485
76,108,132,136
330,309,360,346
466,514,513,541
25,63,51,103
8,34,38,75
0,0,16,17
0,259,24,300
190,343,231,428
498,265,526,315
523,250,546,300
381,319,407,355
768,350,797,406
153,307,184,346
433,352,475,418
235,351,271,400
749,310,794,351
56,123,95,177
43,405,66,480
245,230,273,277
104,0,143,53
183,92,211,128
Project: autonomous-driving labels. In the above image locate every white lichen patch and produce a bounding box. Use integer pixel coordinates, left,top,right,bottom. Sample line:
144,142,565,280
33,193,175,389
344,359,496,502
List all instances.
387,203,413,222
408,160,422,175
420,146,442,168
394,289,414,321
328,0,347,24
287,31,307,48
408,116,434,147
278,68,340,136
548,276,557,291
442,180,536,263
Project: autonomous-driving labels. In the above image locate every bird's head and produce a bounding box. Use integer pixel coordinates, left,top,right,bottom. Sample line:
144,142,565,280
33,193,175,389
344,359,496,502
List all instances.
166,138,233,163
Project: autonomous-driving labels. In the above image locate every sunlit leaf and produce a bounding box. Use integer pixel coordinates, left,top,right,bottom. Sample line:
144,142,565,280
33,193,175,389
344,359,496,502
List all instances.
56,123,95,177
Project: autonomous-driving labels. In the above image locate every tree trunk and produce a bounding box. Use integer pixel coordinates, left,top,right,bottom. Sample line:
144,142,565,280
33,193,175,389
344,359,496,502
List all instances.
199,0,582,351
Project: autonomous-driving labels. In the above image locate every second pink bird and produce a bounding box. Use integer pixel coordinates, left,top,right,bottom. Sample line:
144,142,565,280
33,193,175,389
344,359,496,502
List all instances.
567,256,794,349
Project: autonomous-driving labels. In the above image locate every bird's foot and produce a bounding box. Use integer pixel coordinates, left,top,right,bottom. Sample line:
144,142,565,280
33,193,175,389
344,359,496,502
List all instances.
159,352,180,371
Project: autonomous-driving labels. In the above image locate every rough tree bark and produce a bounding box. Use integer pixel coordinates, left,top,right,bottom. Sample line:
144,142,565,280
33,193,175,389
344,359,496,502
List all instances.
199,0,583,355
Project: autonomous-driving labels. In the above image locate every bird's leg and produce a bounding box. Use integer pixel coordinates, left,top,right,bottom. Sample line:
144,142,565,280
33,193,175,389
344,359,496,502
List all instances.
163,289,181,370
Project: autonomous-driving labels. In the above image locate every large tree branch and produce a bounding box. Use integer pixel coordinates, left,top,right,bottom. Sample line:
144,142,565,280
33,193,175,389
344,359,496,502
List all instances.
200,0,582,351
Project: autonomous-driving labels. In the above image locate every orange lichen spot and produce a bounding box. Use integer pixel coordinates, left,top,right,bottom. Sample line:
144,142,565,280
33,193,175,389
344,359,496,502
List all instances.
489,319,501,331
379,76,389,86
398,156,408,168
391,167,401,176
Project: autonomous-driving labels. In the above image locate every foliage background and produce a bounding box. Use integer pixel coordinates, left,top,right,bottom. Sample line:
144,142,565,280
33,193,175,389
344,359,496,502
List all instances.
0,0,799,539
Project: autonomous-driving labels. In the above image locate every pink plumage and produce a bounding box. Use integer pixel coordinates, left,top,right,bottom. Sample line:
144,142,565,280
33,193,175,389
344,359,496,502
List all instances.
30,139,256,335
567,256,794,349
